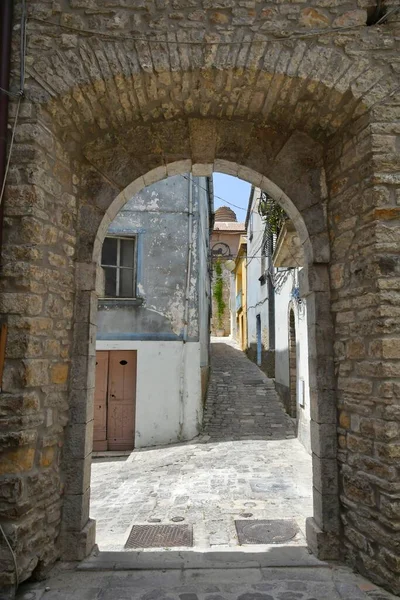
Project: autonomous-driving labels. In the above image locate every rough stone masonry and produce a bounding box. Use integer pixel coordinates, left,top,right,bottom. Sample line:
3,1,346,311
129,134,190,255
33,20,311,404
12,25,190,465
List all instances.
0,0,399,597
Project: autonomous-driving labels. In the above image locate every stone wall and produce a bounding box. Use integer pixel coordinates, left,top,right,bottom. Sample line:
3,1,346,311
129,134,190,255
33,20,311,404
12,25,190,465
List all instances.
0,0,399,595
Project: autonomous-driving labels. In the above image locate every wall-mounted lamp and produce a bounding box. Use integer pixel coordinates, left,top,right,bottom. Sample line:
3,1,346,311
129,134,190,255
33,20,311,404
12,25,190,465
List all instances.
224,260,236,272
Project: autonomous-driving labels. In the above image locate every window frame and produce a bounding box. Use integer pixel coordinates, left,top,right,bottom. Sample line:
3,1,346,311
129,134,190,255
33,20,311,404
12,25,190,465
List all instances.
100,234,137,299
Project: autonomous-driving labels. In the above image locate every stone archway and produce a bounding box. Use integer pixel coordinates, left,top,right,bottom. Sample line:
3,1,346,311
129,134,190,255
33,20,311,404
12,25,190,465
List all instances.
1,10,399,592
65,159,335,562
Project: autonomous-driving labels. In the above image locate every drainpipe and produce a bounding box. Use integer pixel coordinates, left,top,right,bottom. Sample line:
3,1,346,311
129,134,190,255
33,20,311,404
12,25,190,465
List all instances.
0,0,14,261
178,173,194,436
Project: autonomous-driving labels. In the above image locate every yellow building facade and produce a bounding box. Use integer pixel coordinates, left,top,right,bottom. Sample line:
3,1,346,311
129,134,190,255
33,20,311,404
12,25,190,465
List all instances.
233,236,247,351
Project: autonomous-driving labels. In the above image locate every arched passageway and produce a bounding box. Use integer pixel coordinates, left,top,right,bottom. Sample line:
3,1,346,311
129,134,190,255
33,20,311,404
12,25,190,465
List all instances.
1,11,399,594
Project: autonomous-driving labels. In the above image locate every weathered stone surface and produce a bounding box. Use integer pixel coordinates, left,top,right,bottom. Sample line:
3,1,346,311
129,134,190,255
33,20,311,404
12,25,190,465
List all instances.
0,0,399,594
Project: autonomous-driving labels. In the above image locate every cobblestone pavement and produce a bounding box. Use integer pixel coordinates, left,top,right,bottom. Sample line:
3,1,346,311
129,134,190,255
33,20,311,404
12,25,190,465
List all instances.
17,564,398,600
90,339,312,551
204,339,296,441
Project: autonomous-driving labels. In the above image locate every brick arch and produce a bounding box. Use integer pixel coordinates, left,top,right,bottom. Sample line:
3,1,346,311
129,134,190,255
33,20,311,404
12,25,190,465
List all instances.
31,39,397,146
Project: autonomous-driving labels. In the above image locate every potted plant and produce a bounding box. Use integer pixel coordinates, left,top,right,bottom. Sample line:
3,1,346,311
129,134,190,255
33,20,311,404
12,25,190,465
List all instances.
213,259,226,336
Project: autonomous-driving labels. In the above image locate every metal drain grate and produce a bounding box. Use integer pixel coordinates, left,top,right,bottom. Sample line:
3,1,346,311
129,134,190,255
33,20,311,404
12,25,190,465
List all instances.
125,524,193,549
235,519,299,545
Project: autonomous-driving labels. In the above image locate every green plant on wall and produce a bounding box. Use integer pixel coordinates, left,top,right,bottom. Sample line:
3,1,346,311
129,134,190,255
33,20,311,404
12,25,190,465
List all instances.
213,259,226,329
258,191,286,235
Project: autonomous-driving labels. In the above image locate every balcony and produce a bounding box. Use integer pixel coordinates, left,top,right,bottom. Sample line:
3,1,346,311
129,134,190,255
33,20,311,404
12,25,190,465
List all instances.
236,290,243,312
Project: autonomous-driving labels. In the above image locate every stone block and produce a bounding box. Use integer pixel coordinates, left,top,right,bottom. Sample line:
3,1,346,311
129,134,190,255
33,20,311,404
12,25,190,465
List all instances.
39,445,56,468
74,291,98,325
75,262,97,292
62,487,91,532
237,166,263,187
0,447,35,474
189,119,217,164
63,421,94,460
312,455,338,496
167,160,192,177
64,454,92,495
72,322,96,357
70,355,96,390
214,159,238,177
305,516,340,560
299,7,330,28
22,359,50,387
343,472,375,507
309,232,330,264
68,387,95,425
380,494,400,520
309,388,337,424
308,355,335,390
379,547,400,574
310,421,337,458
60,518,96,561
50,363,69,385
375,442,400,464
192,163,213,177
143,165,167,187
313,487,340,533
299,264,330,296
96,265,105,297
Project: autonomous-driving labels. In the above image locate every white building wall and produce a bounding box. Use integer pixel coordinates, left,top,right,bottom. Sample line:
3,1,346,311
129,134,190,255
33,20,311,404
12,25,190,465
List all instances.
246,190,269,354
97,340,202,448
274,269,311,453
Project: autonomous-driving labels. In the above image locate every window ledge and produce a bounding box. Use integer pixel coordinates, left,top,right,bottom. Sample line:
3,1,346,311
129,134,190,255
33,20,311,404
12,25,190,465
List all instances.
98,297,144,308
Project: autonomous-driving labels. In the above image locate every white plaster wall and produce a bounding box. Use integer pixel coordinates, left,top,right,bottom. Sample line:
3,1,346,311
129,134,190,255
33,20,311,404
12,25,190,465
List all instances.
96,340,202,448
246,190,269,349
274,269,311,453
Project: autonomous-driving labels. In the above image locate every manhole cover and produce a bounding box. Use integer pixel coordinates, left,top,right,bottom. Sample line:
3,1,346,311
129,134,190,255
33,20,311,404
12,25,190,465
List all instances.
243,379,264,385
235,519,298,544
125,524,193,549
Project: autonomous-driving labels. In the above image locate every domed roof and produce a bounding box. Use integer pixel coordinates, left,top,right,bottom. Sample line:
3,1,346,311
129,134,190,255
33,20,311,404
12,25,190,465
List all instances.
215,206,237,222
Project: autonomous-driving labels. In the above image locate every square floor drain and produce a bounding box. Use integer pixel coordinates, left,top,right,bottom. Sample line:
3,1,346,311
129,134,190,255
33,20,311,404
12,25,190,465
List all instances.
235,519,299,544
125,524,193,549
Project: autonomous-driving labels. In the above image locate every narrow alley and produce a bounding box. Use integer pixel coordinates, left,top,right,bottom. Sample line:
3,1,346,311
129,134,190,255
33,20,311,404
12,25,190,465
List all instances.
90,339,312,551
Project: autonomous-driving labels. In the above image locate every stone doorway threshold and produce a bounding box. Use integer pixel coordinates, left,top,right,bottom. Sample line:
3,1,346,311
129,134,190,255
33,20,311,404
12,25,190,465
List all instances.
92,450,131,459
78,546,326,571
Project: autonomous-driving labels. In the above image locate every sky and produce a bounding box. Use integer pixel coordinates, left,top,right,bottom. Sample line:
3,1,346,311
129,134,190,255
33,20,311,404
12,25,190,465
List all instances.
212,173,251,223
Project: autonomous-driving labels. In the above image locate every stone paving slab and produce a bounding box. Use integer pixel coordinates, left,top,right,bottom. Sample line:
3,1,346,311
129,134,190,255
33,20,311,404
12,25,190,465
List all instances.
90,339,312,551
78,547,326,571
16,565,398,600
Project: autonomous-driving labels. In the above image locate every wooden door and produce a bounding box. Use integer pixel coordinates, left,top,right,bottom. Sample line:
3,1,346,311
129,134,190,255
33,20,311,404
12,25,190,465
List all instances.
107,350,137,451
93,351,109,451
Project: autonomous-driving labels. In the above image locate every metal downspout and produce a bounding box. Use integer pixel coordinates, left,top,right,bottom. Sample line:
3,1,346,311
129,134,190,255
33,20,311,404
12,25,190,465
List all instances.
0,0,14,264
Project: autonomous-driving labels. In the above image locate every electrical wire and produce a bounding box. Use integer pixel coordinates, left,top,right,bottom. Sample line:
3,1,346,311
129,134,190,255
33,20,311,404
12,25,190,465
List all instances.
29,15,393,45
0,3,27,589
0,523,19,588
181,174,247,214
0,0,27,209
0,90,21,210
0,87,22,98
376,6,400,25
